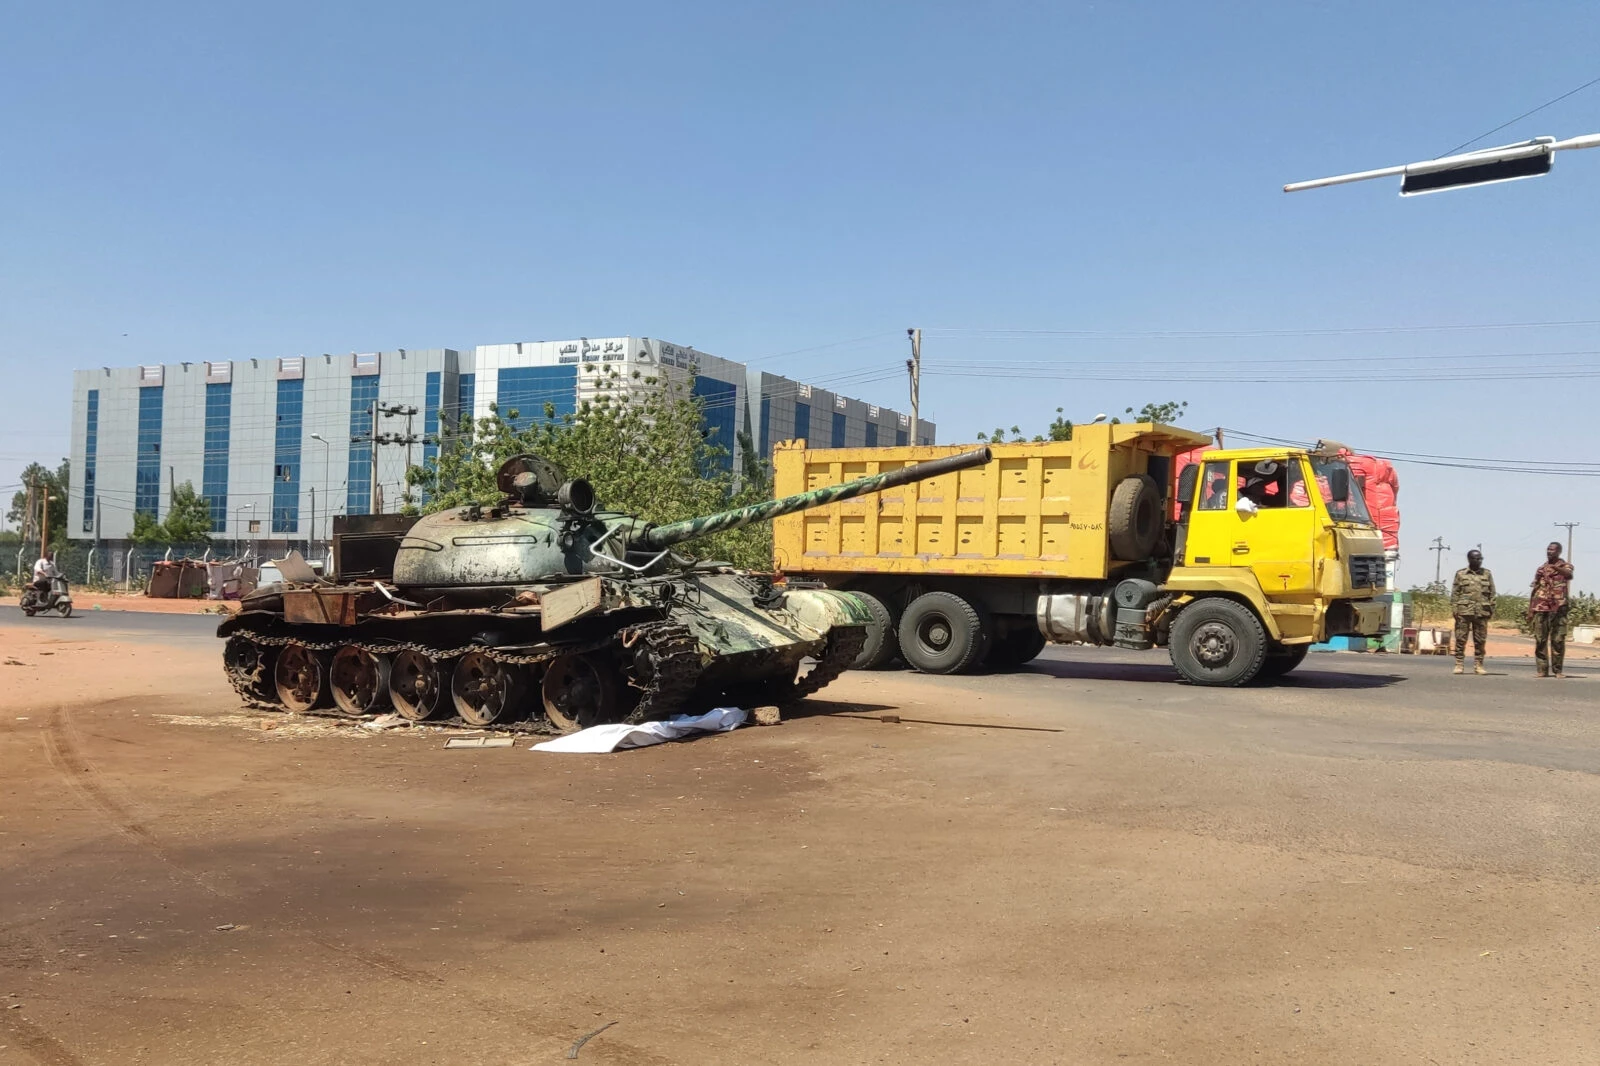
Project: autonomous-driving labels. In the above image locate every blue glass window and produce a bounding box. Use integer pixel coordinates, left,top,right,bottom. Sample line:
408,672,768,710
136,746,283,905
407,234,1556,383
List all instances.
456,373,475,430
865,422,878,448
759,396,771,457
831,411,846,448
421,372,440,499
82,390,99,532
896,429,908,447
794,402,810,445
203,383,230,530
693,376,738,473
496,366,575,431
135,387,164,518
347,376,380,515
272,379,303,533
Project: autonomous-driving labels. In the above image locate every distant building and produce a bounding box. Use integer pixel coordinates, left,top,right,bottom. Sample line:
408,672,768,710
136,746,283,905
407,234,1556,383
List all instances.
68,337,934,555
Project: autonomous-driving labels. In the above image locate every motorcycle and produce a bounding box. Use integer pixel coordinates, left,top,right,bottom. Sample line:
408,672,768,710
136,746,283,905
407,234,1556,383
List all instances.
20,575,73,618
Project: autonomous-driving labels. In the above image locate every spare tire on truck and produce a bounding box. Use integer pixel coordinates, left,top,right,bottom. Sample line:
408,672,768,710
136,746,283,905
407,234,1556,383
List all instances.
1108,474,1162,561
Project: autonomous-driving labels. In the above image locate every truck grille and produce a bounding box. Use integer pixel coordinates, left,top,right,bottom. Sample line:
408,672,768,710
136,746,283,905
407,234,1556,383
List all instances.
1348,554,1385,589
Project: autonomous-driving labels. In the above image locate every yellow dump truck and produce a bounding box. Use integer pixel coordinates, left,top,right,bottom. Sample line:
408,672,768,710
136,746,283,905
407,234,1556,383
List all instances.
771,424,1387,686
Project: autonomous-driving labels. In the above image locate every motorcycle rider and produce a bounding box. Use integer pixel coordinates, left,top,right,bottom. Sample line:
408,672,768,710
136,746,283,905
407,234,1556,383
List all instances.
31,551,58,598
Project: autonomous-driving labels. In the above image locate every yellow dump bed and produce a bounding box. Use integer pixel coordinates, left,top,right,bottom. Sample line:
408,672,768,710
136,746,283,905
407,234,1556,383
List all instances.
771,423,1210,581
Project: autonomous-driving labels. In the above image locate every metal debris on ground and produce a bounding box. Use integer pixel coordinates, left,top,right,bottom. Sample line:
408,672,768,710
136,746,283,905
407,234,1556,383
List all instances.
531,707,747,754
361,712,407,731
566,1020,617,1059
443,736,515,749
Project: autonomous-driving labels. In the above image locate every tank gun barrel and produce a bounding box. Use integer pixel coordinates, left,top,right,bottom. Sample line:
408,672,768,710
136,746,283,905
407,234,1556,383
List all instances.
639,447,993,550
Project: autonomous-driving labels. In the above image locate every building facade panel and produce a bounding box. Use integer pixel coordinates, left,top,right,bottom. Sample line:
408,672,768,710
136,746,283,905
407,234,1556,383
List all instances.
66,338,930,550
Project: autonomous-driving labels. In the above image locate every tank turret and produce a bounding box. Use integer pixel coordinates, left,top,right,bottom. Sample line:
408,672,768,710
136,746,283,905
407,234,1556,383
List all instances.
391,447,991,591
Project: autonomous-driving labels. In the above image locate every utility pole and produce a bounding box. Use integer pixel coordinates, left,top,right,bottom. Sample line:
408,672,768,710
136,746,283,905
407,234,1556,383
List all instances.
905,328,921,445
1429,536,1451,586
1555,521,1579,560
39,478,51,557
374,403,419,514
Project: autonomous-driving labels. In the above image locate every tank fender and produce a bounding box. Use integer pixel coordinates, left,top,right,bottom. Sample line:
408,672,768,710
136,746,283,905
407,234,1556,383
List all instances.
782,588,873,637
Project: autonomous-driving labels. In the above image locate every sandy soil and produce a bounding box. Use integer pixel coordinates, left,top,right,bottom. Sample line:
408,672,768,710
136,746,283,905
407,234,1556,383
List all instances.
1,620,1598,1065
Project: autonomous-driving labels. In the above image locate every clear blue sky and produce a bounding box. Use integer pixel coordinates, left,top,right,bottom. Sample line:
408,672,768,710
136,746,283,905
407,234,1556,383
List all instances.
4,1,1598,589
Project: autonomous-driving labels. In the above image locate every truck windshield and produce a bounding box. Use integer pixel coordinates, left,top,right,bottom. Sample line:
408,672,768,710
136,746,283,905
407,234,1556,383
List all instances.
1307,457,1373,525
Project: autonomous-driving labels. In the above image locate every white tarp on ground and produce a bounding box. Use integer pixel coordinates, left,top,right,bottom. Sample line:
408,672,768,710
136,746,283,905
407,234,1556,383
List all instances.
530,707,748,754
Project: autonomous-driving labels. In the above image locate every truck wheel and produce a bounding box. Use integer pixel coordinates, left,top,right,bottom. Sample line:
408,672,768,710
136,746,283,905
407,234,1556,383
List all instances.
1258,644,1309,679
1108,474,1162,561
987,627,1047,669
1169,598,1267,686
899,591,990,674
849,591,900,670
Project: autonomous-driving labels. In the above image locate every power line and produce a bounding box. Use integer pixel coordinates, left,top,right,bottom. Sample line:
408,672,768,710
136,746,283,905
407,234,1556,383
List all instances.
1442,72,1600,157
925,319,1600,340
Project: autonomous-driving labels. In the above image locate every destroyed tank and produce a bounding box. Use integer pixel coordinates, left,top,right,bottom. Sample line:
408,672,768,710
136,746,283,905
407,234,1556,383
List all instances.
218,447,992,731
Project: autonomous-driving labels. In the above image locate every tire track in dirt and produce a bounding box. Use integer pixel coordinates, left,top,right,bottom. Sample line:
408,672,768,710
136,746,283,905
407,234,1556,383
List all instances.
0,1010,86,1066
38,706,676,1065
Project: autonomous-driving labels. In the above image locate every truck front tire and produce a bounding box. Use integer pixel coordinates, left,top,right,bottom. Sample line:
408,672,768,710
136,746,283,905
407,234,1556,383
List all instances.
849,591,901,670
899,591,990,674
1168,598,1268,686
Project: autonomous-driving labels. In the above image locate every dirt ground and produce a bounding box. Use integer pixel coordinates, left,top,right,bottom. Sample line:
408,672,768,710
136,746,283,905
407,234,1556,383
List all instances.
2,614,1598,1065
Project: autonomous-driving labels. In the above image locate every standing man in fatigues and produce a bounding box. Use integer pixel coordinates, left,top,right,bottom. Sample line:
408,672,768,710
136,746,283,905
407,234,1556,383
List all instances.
1451,549,1495,675
1528,541,1575,678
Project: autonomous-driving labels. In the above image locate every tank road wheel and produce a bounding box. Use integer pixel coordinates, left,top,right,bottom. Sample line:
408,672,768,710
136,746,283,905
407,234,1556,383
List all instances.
330,646,392,717
1169,599,1268,687
223,635,277,703
1258,644,1309,680
451,651,524,727
898,591,990,675
274,643,331,712
390,649,449,722
542,653,626,734
849,591,900,670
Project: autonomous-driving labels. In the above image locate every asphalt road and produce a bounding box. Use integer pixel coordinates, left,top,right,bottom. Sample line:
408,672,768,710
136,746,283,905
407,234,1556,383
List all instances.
2,621,1597,1065
0,604,217,646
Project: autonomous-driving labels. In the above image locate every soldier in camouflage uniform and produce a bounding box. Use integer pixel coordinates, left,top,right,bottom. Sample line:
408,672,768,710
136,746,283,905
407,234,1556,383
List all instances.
1528,541,1575,678
1450,549,1495,674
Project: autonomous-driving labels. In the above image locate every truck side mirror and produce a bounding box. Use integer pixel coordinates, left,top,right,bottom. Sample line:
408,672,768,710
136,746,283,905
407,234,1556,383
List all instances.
1329,467,1350,502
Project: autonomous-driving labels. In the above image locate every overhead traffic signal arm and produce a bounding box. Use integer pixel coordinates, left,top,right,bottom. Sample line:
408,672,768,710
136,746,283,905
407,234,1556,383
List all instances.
1284,133,1600,196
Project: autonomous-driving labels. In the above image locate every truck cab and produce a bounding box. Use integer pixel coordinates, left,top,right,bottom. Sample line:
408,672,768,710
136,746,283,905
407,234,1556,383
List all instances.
1162,446,1387,682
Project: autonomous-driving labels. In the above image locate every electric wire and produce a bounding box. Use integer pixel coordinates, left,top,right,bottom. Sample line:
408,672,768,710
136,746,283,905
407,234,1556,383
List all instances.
1441,72,1600,157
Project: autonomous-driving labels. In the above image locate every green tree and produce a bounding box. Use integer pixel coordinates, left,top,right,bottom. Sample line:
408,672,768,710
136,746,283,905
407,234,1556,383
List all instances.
161,482,214,542
128,481,212,544
7,459,70,545
974,401,1186,442
406,365,774,568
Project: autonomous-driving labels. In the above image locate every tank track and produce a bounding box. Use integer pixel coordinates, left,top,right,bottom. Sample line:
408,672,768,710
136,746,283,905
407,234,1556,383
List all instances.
618,622,705,724
789,626,866,701
223,630,622,735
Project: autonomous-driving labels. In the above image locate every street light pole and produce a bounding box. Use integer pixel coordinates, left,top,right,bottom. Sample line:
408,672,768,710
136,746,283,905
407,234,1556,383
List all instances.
310,433,330,552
